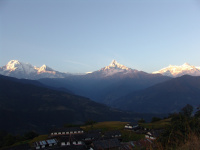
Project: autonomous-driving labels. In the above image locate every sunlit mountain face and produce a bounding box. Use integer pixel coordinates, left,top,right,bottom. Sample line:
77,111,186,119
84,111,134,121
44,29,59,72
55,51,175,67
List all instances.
153,63,200,77
0,60,71,79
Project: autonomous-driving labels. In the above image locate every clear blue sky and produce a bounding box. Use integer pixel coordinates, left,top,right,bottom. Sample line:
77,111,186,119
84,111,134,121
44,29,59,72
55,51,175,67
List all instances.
1,0,200,73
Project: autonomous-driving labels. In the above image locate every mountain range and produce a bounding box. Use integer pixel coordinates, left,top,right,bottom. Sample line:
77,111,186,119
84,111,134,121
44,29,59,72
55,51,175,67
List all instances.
1,60,200,79
1,60,200,115
153,63,200,77
0,60,71,79
38,60,171,105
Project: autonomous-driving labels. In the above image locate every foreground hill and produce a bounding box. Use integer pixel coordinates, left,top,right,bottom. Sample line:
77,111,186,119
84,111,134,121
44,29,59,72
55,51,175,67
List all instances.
0,75,150,134
112,75,200,113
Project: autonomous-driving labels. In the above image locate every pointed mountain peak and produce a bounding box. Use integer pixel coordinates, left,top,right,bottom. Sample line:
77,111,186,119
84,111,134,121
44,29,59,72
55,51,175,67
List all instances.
99,60,131,72
37,64,54,73
40,64,48,70
8,60,20,64
182,62,190,66
109,60,118,67
5,60,24,71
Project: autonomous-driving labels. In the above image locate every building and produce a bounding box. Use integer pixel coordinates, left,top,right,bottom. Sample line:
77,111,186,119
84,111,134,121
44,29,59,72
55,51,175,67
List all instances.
50,127,84,136
104,130,122,139
91,139,121,150
124,123,138,130
145,130,163,140
33,139,58,149
59,134,85,146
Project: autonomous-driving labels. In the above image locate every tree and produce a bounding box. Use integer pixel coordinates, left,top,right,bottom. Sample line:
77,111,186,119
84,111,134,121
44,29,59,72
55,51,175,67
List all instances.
181,104,193,117
194,106,200,118
151,117,161,123
24,131,38,140
158,104,200,149
138,118,145,123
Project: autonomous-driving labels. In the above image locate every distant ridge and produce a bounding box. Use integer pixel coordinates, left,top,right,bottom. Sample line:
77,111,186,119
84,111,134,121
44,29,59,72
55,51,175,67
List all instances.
112,75,200,113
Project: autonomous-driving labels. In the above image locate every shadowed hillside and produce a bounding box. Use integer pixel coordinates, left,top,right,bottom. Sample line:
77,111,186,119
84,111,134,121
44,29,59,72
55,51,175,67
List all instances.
0,75,156,134
112,75,200,113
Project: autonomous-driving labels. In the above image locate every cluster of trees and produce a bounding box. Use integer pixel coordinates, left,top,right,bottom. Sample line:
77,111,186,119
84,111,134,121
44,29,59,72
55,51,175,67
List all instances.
158,104,200,149
0,131,38,148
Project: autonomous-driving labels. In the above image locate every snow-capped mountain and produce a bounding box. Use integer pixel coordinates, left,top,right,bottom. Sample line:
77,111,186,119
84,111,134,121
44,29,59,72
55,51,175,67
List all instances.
35,65,55,74
101,60,131,71
3,60,37,74
39,59,170,104
153,63,200,77
0,60,70,79
89,60,134,77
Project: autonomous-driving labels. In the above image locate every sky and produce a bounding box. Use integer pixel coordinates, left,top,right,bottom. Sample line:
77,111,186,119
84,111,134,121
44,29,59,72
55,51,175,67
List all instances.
1,0,200,73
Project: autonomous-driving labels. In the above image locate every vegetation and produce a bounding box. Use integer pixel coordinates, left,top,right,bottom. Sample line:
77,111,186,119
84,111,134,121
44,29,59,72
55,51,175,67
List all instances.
151,117,162,123
81,121,127,132
121,130,144,142
0,131,38,149
156,104,200,149
29,135,48,144
140,118,171,129
138,118,145,123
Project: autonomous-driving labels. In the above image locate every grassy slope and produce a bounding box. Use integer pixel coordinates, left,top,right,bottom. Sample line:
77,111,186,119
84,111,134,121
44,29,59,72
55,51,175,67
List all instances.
82,121,144,141
140,118,171,129
81,121,128,132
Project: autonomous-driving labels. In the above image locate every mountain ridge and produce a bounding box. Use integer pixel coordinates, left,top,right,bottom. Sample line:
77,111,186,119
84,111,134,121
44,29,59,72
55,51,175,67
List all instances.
1,60,200,79
0,60,71,79
153,63,200,77
112,75,200,113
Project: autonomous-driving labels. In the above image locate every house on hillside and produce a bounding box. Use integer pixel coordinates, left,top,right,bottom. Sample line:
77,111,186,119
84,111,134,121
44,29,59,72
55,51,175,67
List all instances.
124,123,138,130
90,139,120,150
83,132,101,144
124,123,148,133
52,145,87,150
60,134,85,146
145,130,163,140
104,130,122,140
33,139,58,149
50,127,84,136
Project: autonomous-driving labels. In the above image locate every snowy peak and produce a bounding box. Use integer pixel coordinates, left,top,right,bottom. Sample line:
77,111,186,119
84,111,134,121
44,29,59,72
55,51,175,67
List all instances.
35,65,55,74
153,63,200,77
93,60,134,77
109,60,119,67
183,62,190,66
5,60,21,71
0,60,71,79
3,60,36,74
101,60,131,71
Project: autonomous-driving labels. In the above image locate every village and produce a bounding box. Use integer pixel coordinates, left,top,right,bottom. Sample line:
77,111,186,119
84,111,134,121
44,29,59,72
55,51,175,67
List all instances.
8,121,165,150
